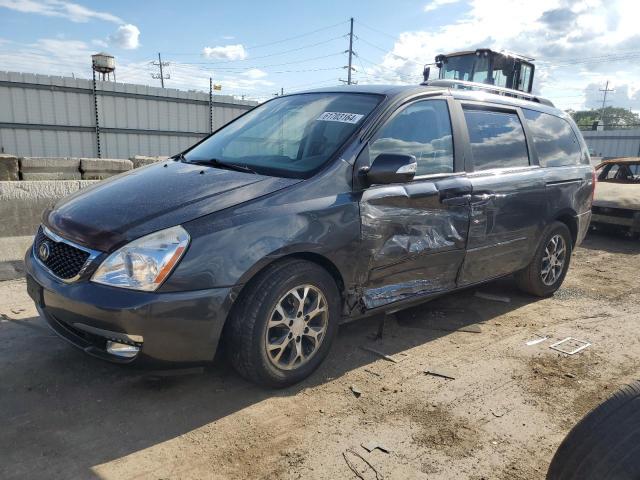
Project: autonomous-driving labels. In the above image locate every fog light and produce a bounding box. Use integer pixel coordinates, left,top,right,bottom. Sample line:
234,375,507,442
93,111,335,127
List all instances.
106,341,140,358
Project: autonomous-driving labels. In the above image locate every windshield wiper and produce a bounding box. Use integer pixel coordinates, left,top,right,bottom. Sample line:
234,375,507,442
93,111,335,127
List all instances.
186,158,256,174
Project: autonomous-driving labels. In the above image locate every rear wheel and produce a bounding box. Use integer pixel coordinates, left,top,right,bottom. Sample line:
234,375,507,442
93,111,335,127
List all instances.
225,259,340,388
515,221,573,297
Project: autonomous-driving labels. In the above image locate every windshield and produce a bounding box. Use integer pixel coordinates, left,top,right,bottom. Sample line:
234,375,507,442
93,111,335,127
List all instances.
440,54,489,83
184,92,382,178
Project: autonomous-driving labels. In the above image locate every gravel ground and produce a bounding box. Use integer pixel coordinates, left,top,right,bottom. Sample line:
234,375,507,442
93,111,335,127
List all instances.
1,231,639,480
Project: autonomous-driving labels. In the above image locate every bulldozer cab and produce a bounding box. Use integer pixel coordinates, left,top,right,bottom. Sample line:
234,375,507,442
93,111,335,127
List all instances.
431,48,535,93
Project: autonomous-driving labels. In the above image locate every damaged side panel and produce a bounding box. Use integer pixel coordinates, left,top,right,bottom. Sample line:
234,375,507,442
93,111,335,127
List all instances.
359,178,471,309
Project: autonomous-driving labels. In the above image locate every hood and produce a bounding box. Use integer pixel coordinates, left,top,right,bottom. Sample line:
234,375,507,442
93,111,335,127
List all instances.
593,181,640,211
45,160,300,251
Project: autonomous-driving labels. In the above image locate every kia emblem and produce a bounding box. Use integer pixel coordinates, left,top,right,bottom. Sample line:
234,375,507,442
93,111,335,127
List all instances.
38,242,51,261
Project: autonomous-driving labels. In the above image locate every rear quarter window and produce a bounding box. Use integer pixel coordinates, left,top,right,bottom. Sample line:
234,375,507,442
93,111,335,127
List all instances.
523,109,582,167
463,109,529,171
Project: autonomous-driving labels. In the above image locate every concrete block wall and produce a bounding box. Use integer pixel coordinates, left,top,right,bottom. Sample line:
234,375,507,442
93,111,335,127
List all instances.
0,180,98,262
0,154,19,180
80,158,134,180
0,154,166,264
131,155,169,168
20,157,82,180
0,154,166,180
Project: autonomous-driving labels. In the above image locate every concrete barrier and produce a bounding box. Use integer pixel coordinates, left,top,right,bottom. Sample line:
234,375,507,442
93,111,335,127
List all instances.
20,157,81,180
0,154,20,181
130,155,168,169
80,158,133,180
0,180,98,262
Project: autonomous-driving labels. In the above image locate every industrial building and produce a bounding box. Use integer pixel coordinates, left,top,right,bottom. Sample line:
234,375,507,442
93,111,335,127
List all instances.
0,68,257,159
582,129,640,159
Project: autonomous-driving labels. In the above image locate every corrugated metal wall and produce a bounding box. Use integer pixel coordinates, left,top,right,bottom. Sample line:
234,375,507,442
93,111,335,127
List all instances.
582,129,640,159
0,71,257,158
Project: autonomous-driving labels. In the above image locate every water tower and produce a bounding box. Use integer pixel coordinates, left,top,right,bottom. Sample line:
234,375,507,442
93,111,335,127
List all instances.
91,52,116,81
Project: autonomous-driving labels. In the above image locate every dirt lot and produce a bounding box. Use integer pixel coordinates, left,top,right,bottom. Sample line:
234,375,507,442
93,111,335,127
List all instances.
1,231,639,480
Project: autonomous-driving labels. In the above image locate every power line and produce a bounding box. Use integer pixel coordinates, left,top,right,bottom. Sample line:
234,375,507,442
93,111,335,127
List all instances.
356,20,398,40
245,20,348,50
356,55,422,81
285,78,341,92
169,35,347,65
164,21,348,55
541,50,640,67
356,35,423,65
174,51,344,69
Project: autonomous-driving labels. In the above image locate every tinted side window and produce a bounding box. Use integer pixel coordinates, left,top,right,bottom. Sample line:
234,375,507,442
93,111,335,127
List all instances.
463,109,529,170
369,99,454,176
523,109,582,167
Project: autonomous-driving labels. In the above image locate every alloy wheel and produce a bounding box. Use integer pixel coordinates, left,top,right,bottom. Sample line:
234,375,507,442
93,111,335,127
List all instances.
541,234,567,286
265,284,329,370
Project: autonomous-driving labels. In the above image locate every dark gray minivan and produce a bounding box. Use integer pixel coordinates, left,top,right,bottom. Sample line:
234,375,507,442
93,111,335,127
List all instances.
25,84,594,387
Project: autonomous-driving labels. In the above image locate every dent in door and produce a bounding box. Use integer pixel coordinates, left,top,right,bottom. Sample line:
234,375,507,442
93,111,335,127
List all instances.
360,184,468,308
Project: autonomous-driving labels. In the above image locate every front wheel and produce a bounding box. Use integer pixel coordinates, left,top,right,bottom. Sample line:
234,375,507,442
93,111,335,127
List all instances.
515,221,573,297
225,259,340,388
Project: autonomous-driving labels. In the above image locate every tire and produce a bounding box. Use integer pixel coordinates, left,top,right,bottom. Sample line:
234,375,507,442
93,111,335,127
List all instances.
515,221,573,297
547,380,640,480
225,259,340,388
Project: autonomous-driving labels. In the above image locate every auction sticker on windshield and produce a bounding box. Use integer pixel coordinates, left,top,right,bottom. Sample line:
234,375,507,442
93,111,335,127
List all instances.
316,112,364,124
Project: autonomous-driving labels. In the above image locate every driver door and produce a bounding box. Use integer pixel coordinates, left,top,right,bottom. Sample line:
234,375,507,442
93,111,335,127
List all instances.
359,98,472,309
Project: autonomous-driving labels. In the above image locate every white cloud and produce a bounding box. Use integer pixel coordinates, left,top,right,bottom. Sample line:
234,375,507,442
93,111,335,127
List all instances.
108,23,140,50
424,0,461,12
202,44,247,61
36,37,92,57
0,36,272,100
0,0,122,23
242,68,267,79
360,0,640,111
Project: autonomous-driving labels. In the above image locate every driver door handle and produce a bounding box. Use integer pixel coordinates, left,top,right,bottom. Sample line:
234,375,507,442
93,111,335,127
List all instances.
469,192,496,205
441,194,471,206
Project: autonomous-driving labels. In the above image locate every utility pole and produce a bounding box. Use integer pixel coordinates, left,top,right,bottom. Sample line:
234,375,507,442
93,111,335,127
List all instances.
151,52,170,88
158,53,164,88
599,80,614,129
347,17,354,85
209,77,213,133
91,66,101,158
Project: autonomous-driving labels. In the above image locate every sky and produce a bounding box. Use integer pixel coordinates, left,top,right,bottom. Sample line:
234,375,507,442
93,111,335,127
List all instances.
1,0,640,111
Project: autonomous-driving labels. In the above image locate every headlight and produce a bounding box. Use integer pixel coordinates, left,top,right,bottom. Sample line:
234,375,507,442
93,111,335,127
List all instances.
92,226,190,291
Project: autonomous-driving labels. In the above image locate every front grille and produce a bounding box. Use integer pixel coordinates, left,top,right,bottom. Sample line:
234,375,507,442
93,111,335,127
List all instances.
34,227,91,280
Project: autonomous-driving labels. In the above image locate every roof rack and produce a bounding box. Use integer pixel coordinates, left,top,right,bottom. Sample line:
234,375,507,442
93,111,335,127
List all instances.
423,79,554,107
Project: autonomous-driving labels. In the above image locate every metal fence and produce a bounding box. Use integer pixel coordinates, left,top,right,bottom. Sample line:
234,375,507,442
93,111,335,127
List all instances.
0,71,257,159
582,129,640,159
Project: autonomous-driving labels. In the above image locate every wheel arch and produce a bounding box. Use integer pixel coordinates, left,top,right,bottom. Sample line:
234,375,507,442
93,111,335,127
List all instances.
224,249,347,324
218,250,347,354
553,209,578,246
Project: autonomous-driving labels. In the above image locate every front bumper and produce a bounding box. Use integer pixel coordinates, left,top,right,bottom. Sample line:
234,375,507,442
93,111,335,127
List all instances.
591,208,640,234
25,247,233,366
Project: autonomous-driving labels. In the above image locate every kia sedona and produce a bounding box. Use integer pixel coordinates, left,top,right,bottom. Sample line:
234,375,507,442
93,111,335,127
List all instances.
26,84,594,387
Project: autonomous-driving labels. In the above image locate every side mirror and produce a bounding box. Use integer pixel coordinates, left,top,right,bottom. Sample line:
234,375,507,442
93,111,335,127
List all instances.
362,154,417,185
423,65,431,82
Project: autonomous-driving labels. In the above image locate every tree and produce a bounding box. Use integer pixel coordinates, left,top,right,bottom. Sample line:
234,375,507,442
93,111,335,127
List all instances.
567,107,640,130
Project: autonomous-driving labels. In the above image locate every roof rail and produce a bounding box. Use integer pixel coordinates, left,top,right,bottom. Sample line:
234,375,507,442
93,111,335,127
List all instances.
423,79,554,107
